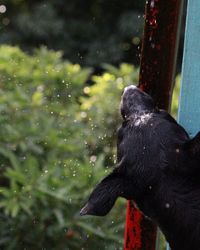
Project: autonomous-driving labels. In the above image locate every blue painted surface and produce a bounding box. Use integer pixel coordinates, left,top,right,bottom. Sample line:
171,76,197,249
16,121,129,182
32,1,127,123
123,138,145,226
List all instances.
166,0,200,249
178,0,200,136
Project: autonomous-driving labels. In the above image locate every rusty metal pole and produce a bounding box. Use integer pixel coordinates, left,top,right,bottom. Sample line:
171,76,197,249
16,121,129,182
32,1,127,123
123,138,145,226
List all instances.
124,1,184,249
139,0,184,109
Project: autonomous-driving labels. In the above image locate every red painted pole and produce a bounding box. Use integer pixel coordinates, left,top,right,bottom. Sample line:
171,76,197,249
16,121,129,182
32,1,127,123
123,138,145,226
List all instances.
124,1,184,249
139,0,184,109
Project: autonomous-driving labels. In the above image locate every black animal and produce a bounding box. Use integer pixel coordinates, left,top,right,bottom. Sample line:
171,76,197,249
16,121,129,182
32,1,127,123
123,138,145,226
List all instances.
80,85,200,250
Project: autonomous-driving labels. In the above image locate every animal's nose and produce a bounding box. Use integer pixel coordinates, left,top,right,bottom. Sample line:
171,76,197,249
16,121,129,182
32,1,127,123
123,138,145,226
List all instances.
124,85,138,94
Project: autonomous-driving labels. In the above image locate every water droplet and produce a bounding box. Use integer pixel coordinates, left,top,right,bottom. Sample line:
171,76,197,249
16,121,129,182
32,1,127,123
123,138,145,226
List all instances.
150,0,155,8
2,17,10,25
149,18,157,28
90,155,97,162
0,5,6,13
80,112,87,118
165,203,170,208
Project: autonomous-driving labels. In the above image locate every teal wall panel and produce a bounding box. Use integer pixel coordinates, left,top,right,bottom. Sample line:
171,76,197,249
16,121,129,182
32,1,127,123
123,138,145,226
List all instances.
178,0,200,137
167,0,200,249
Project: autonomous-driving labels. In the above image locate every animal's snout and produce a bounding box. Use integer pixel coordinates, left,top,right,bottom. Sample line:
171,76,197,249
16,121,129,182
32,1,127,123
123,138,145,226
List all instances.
124,85,138,94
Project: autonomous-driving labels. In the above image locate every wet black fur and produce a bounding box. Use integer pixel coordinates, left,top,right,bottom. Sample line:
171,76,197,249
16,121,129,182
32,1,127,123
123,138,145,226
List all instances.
80,86,200,250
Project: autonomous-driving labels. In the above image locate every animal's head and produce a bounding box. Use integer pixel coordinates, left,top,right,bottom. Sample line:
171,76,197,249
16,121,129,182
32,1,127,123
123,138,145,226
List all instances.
121,85,156,120
80,86,156,217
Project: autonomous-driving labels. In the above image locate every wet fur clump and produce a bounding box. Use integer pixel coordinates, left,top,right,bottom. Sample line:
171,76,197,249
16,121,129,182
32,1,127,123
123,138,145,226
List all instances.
80,85,200,250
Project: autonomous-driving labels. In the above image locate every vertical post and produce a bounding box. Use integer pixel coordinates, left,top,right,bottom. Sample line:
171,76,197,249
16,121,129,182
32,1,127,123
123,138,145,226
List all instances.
124,1,183,249
178,0,200,137
171,2,200,250
139,0,184,109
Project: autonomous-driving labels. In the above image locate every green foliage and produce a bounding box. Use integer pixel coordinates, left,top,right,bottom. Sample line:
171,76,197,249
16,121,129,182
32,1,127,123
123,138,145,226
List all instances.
0,1,145,66
171,75,181,117
0,45,180,249
0,46,137,249
80,63,139,164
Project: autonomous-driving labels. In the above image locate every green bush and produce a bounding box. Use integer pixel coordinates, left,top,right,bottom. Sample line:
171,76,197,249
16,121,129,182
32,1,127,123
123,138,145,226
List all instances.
0,45,180,249
80,63,139,165
0,46,140,249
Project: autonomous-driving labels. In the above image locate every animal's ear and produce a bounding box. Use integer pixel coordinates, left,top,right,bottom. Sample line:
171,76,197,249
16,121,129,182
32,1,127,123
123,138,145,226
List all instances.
184,131,200,156
80,172,124,216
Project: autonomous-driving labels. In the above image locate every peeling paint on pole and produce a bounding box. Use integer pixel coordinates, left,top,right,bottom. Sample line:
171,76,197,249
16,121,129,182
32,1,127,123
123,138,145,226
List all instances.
124,201,156,250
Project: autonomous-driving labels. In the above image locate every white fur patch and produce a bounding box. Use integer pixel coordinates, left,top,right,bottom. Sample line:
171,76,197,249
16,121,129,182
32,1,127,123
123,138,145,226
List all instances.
133,113,152,126
124,85,137,94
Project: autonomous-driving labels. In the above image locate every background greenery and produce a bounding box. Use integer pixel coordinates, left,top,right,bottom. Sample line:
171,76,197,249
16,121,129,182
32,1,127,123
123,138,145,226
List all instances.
0,46,180,249
0,0,186,71
0,1,182,249
0,0,145,67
